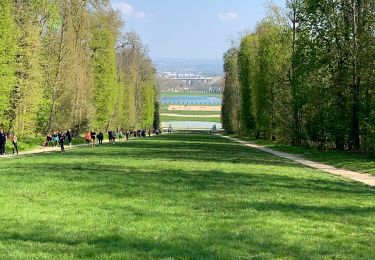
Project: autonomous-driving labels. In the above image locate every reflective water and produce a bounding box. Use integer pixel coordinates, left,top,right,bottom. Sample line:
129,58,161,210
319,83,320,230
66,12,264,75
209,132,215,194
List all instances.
161,96,221,105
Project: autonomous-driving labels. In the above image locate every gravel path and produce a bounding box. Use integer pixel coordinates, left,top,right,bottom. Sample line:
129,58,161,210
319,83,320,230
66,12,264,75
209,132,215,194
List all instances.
221,135,375,187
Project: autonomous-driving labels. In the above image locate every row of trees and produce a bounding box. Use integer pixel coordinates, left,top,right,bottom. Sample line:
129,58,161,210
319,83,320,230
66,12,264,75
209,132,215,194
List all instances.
0,0,159,136
222,0,375,154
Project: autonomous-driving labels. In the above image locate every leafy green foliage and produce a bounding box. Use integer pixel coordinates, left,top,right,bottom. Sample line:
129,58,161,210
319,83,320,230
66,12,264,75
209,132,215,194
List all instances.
0,0,17,129
91,12,118,130
0,0,159,135
222,48,240,133
223,1,375,155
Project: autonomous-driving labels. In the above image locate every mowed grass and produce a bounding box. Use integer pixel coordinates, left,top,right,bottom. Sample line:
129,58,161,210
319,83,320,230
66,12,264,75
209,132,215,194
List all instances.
0,134,374,258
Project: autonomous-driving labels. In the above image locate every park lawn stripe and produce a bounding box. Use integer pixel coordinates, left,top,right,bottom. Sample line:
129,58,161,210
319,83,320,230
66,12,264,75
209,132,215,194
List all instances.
0,133,373,259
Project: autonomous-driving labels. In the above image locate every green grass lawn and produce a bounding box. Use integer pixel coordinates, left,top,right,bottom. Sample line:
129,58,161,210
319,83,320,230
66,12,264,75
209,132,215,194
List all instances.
0,134,374,258
161,115,221,123
232,135,375,176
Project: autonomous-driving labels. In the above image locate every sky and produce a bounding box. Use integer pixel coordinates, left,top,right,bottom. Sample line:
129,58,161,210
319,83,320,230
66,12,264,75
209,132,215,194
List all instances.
111,0,286,60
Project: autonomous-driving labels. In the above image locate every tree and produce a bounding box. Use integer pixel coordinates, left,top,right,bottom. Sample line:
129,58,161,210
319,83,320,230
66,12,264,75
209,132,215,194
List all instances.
222,47,240,133
237,35,257,133
0,0,17,130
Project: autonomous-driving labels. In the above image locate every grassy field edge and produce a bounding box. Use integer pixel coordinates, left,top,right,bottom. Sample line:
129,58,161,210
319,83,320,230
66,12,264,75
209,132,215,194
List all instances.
228,134,375,176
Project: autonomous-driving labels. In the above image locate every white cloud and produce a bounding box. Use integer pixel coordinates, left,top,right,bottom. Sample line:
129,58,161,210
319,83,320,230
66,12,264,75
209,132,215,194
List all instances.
119,3,133,15
135,12,146,19
113,2,147,20
218,12,239,21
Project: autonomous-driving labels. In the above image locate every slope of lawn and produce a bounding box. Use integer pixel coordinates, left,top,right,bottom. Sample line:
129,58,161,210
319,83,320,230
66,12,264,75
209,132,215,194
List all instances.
0,134,374,258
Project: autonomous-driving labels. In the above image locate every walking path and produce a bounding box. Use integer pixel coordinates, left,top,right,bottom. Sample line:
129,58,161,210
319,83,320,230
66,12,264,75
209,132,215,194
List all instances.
221,135,375,187
0,143,89,159
0,138,138,159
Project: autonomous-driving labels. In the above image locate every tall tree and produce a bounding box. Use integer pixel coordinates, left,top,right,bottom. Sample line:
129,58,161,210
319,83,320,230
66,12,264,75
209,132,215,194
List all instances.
222,47,240,133
0,0,18,129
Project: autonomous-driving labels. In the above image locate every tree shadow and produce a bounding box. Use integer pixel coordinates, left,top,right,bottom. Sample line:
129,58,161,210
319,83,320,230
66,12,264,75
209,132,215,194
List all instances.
1,133,375,258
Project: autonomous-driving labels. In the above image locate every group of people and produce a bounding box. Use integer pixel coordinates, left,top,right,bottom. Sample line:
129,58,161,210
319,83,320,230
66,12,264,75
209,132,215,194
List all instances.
0,127,162,155
0,129,19,155
85,129,157,148
44,129,74,152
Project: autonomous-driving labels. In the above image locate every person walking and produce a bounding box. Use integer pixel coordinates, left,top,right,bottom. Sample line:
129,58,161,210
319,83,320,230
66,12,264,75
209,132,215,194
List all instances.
125,130,129,141
85,131,91,146
58,131,65,153
90,130,96,147
66,129,73,149
119,130,123,141
98,131,104,145
108,130,112,143
53,131,59,146
11,132,18,155
0,129,6,155
46,134,53,147
111,131,116,144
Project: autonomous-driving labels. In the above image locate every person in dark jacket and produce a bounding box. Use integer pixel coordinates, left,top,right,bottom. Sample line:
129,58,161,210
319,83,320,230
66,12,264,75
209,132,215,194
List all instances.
108,130,112,143
58,131,65,153
98,131,104,145
66,129,73,149
0,129,6,155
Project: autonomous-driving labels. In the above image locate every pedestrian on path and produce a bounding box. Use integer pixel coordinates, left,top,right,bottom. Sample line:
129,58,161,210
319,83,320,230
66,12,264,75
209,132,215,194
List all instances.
90,130,96,147
58,131,65,153
0,129,6,155
98,131,104,145
53,131,59,147
108,130,112,143
11,132,18,155
111,131,116,144
85,131,91,146
66,129,73,149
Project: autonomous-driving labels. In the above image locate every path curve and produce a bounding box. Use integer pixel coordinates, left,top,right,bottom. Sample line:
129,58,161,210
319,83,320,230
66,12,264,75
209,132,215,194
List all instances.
221,135,375,187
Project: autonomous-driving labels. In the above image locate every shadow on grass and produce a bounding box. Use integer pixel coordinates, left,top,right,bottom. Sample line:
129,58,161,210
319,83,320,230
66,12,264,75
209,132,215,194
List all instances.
1,133,374,258
0,220,325,259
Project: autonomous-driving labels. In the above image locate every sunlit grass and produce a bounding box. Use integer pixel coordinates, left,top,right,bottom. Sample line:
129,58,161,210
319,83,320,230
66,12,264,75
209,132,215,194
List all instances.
0,134,374,258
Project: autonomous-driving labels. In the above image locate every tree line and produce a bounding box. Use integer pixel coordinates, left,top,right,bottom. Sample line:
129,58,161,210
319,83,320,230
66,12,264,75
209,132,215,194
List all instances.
0,0,159,136
222,0,375,155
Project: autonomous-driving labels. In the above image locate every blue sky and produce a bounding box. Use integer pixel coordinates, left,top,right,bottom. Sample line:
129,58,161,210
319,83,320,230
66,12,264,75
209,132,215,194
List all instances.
111,0,286,60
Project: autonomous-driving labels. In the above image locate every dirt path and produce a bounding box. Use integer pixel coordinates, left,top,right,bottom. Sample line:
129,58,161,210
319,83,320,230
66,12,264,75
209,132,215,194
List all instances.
0,139,137,159
221,135,375,187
